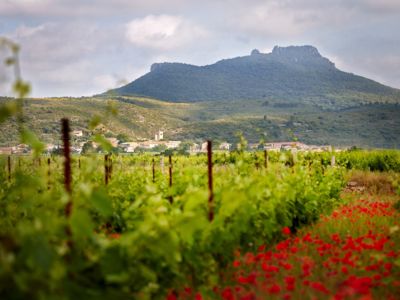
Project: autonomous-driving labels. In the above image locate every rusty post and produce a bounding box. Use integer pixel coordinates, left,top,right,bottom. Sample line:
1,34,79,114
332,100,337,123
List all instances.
168,155,173,204
61,118,72,217
152,158,155,183
7,156,11,182
109,156,112,180
264,149,268,169
207,141,214,222
104,154,109,185
47,157,51,189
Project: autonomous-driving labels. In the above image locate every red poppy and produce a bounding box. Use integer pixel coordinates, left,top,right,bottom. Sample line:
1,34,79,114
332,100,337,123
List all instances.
282,226,291,235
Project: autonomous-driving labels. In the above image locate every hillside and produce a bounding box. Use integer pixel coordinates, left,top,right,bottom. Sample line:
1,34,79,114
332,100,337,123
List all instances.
0,96,187,146
111,46,400,108
1,96,400,148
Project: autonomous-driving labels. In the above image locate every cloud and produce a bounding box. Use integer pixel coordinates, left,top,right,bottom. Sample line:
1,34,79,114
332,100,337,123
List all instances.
1,20,179,97
1,0,399,96
0,0,189,18
361,0,400,14
229,2,319,38
1,21,120,96
125,15,207,50
14,23,45,37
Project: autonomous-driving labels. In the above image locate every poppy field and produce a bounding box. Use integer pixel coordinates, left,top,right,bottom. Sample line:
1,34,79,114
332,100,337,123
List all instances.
179,196,400,300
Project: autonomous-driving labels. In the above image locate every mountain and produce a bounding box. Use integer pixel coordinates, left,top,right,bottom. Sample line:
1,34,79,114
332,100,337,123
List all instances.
111,45,400,106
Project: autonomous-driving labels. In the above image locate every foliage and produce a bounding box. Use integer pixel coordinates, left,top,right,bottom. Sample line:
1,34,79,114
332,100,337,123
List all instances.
2,96,400,149
316,150,400,172
0,152,348,299
1,150,399,298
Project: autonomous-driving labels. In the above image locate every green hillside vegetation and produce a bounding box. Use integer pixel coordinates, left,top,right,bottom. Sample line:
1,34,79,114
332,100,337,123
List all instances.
173,103,400,148
111,46,400,105
0,96,185,146
1,96,399,148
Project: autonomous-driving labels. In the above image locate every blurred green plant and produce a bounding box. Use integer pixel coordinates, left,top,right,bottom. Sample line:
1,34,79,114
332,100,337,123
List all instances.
0,37,43,155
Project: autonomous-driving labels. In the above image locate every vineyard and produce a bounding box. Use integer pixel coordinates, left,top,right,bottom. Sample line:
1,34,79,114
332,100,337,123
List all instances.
1,128,400,299
0,4,400,298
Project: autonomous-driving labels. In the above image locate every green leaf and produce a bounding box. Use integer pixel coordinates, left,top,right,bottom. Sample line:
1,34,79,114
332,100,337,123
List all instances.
13,79,31,98
91,188,113,217
89,115,102,129
92,134,112,152
4,57,15,65
101,246,129,284
70,209,94,240
106,100,118,116
21,235,54,272
0,101,18,123
20,127,44,156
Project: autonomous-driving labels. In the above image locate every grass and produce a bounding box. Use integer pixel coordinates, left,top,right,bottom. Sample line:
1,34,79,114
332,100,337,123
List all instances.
344,170,397,195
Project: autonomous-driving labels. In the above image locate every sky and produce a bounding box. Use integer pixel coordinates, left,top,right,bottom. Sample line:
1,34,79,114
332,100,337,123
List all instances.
0,0,399,97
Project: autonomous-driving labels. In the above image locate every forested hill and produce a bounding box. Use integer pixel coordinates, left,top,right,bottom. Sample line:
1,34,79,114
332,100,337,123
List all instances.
110,45,400,104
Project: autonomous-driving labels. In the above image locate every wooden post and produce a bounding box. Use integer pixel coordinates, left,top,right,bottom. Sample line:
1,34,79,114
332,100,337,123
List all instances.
160,156,164,174
104,154,109,185
61,119,74,252
207,141,214,222
109,156,113,181
61,118,72,217
78,158,81,169
47,157,51,189
254,153,259,170
169,155,172,187
264,149,268,169
168,155,173,204
331,155,336,167
152,158,155,183
7,156,11,182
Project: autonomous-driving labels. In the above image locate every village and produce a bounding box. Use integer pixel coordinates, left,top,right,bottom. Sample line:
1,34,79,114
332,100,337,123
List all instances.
0,129,334,155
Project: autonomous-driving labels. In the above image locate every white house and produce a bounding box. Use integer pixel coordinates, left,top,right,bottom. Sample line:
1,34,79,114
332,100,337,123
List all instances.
155,130,164,141
139,141,159,149
0,147,12,155
189,143,200,153
71,130,83,137
201,142,208,152
12,144,30,154
219,142,231,151
45,144,57,153
120,142,140,153
165,141,181,149
106,137,119,147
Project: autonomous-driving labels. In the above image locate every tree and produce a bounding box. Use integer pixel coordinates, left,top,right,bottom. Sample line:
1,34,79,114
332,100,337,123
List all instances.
233,131,248,152
152,144,167,153
117,133,128,143
81,141,95,154
176,142,192,155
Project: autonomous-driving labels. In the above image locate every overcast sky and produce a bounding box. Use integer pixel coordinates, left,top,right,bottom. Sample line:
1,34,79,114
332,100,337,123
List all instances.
0,0,399,97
